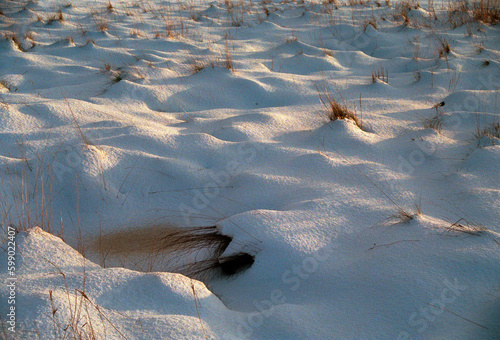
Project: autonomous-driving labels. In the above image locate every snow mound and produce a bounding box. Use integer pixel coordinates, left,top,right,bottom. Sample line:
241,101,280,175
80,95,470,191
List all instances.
0,228,242,339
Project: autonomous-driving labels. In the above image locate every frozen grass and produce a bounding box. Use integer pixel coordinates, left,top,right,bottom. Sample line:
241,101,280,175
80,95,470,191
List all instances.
95,225,231,257
371,65,388,83
93,224,254,279
47,261,126,340
472,0,500,25
316,85,362,129
475,120,500,146
0,153,56,241
46,9,64,25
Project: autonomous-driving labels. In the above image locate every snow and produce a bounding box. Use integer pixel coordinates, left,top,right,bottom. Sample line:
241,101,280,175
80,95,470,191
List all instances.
0,0,499,339
1,228,241,339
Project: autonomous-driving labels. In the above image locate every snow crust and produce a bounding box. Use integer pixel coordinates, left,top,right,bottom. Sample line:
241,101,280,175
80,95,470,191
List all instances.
0,0,499,338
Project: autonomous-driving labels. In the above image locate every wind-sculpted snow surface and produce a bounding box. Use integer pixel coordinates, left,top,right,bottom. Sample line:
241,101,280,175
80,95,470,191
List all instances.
0,228,242,339
0,0,499,339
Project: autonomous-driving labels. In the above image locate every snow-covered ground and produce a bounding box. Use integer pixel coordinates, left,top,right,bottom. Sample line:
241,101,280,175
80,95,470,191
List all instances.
0,0,499,338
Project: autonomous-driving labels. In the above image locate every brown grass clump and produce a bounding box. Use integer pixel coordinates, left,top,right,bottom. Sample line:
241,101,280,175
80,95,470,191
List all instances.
4,33,23,51
385,208,420,225
475,120,500,146
437,37,451,61
447,0,471,27
423,113,443,132
316,85,362,129
424,102,445,133
96,225,229,255
46,9,64,25
188,56,213,74
98,20,108,32
346,0,367,6
472,0,500,25
446,0,499,26
129,29,143,37
445,218,486,236
372,65,388,83
92,13,109,32
393,1,414,25
224,0,248,27
3,31,36,52
93,225,254,279
106,0,114,12
363,17,378,30
224,33,235,72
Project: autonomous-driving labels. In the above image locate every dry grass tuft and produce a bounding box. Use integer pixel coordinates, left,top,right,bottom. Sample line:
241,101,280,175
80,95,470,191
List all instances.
0,150,56,241
438,40,451,58
4,33,23,51
96,225,230,255
106,0,114,12
46,260,126,339
92,14,109,32
46,9,64,25
379,199,422,226
424,103,445,133
472,0,500,25
346,0,367,6
224,0,246,27
129,29,143,37
445,218,486,236
447,0,472,27
98,20,108,32
2,31,35,52
93,224,254,279
393,1,413,25
475,121,500,146
188,56,213,74
316,85,362,129
178,252,255,278
445,0,499,27
387,209,416,224
372,65,388,83
363,17,378,30
224,33,235,72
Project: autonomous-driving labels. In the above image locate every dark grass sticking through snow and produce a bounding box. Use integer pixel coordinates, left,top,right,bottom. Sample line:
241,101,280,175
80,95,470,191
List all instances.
372,65,388,83
93,225,254,279
178,252,255,279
